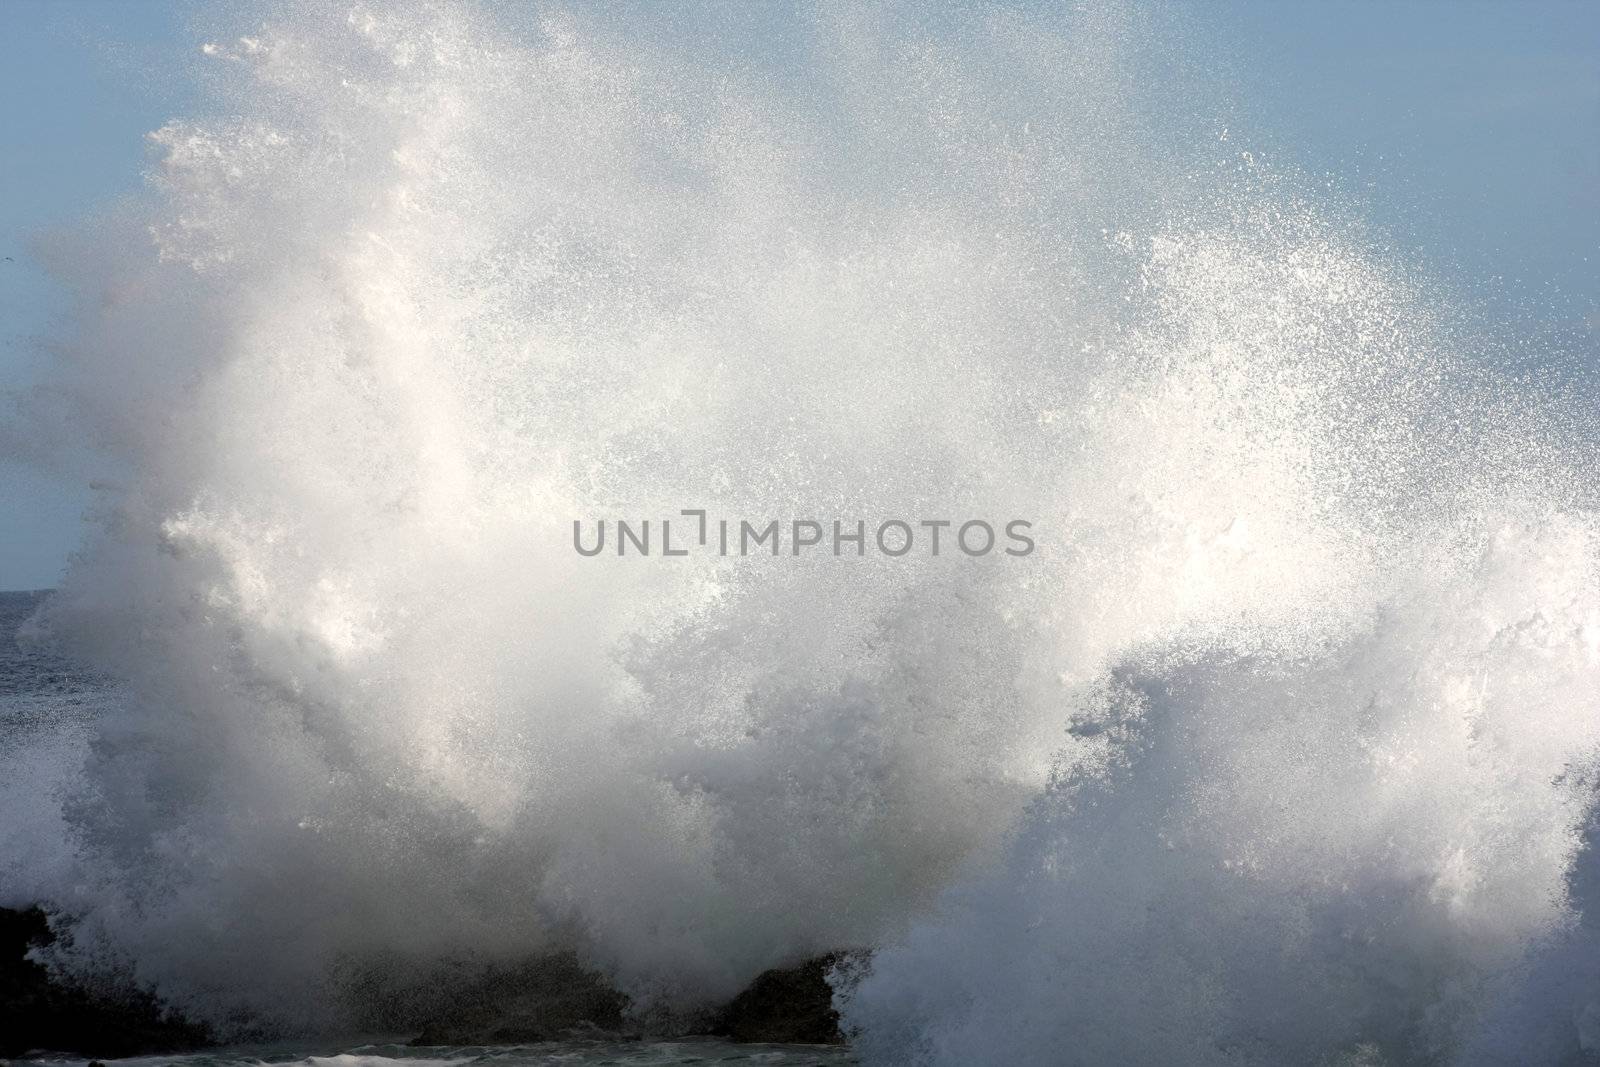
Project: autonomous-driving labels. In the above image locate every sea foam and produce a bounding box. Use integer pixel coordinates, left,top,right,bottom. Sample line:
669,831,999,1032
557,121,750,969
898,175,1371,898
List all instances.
4,2,1599,1063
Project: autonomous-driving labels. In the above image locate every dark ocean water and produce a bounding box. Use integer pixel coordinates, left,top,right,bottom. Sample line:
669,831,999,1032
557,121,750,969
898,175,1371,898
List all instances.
0,590,107,724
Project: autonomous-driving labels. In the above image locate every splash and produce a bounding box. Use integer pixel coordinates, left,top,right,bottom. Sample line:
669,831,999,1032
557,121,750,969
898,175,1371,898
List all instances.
5,1,1600,1062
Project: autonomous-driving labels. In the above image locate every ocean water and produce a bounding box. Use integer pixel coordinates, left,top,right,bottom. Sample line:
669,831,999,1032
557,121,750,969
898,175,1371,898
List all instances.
1,591,112,903
3,1,1600,1065
0,591,109,722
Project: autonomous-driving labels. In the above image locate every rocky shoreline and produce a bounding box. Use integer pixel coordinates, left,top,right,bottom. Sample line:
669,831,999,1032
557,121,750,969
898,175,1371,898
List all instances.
0,907,212,1060
405,951,847,1048
1,905,848,1059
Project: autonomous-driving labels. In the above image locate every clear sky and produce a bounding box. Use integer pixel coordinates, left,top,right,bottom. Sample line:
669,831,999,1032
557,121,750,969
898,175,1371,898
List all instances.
1,0,197,590
1,1,1596,591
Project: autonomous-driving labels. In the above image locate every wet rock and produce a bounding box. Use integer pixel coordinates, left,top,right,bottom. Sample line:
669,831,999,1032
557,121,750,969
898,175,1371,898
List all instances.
709,954,846,1045
406,951,852,1048
0,906,210,1059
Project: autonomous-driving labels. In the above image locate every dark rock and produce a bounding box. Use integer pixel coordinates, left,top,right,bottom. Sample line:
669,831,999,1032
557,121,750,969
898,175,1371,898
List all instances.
0,906,211,1059
406,951,854,1048
409,952,632,1045
710,954,846,1045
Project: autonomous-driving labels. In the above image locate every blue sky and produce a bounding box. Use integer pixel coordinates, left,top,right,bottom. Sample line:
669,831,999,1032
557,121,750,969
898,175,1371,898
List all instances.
1,1,1596,590
2,0,195,590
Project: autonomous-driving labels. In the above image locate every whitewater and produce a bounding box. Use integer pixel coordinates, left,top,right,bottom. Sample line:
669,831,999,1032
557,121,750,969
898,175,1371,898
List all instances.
4,1,1600,1064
